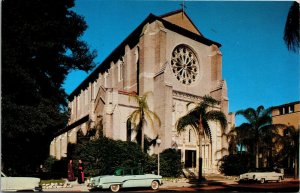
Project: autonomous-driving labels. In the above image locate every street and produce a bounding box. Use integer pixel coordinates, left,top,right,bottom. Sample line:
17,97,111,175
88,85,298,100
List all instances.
154,180,300,192
125,179,300,192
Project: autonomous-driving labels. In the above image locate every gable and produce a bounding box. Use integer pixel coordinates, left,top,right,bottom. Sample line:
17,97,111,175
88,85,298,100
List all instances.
160,10,202,36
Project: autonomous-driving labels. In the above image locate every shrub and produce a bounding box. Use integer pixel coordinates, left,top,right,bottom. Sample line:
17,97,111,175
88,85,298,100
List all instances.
42,156,68,179
219,153,251,176
67,138,182,178
68,137,148,176
144,148,182,177
160,149,182,177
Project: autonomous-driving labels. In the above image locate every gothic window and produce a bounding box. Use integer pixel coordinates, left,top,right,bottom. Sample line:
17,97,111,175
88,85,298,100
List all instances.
104,72,108,87
171,44,199,85
77,96,80,111
188,129,192,142
118,59,124,82
85,89,88,105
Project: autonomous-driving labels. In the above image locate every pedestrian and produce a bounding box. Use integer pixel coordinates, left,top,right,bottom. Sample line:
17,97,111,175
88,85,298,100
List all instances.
67,160,75,181
77,159,85,184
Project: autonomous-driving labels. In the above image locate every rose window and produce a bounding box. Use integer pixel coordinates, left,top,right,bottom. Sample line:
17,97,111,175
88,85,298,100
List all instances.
171,45,199,85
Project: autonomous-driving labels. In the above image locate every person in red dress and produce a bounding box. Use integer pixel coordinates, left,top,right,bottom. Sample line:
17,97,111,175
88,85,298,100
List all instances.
67,160,75,181
77,159,85,184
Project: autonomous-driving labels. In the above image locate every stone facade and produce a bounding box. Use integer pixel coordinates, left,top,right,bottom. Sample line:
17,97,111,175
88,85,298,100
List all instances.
50,10,235,174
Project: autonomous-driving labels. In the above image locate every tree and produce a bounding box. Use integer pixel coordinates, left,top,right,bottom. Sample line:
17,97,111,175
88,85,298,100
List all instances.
227,124,254,155
176,95,227,182
126,92,161,152
2,0,96,175
259,124,284,168
283,1,299,53
235,106,286,169
276,126,299,178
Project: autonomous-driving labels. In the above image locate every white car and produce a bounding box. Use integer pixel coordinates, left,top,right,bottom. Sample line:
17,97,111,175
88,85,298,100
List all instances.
1,171,42,191
238,168,284,184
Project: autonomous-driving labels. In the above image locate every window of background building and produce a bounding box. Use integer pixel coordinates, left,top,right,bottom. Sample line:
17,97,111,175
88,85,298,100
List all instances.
289,105,295,113
279,107,284,115
284,106,289,114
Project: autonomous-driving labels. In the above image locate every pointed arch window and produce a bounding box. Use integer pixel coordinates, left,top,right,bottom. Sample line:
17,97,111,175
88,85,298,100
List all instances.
188,129,192,142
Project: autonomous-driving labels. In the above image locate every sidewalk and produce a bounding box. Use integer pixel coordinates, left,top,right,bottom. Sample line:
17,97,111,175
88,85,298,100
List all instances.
42,177,234,192
42,176,299,192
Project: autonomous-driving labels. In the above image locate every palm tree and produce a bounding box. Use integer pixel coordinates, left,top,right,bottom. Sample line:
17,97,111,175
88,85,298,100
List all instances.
227,123,254,155
126,91,161,152
176,95,227,182
283,1,299,53
236,105,275,168
259,124,285,168
276,126,299,178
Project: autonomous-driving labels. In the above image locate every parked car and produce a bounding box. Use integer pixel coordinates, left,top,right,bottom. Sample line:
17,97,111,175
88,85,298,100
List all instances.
88,167,163,192
1,171,42,191
238,168,284,184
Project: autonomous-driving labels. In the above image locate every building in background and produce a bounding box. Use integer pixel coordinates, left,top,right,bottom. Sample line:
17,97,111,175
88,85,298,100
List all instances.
50,9,235,174
271,101,299,177
272,101,300,132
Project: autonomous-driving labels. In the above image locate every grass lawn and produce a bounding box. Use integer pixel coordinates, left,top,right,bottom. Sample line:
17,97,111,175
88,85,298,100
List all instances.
40,179,66,184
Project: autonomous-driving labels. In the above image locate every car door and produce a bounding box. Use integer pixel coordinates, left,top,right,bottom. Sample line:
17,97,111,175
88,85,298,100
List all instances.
121,169,136,188
122,168,147,188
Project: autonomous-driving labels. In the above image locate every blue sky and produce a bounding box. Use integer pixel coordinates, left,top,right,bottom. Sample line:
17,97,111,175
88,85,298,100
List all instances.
63,0,299,125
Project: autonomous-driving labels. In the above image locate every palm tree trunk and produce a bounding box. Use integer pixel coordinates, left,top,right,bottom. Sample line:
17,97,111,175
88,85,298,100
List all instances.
198,140,203,182
141,127,144,152
255,143,259,168
198,117,203,182
141,111,145,152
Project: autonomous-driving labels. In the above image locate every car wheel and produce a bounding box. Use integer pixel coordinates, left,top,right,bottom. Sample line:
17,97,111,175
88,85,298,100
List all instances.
110,184,120,192
260,178,265,184
277,176,282,183
151,181,159,190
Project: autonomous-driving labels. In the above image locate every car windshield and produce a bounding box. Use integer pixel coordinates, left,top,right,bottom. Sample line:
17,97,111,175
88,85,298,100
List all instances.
114,169,123,176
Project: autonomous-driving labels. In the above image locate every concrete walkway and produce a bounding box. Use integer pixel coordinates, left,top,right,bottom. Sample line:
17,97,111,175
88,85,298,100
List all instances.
42,176,299,192
42,176,236,192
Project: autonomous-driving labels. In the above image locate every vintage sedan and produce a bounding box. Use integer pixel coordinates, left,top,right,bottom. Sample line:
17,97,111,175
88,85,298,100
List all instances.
88,167,163,192
1,171,42,191
238,168,284,184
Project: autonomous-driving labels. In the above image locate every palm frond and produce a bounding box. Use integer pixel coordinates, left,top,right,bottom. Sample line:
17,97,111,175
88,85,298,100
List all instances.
146,110,161,127
206,110,228,131
202,119,212,142
176,114,198,133
202,95,220,106
284,2,300,52
236,108,256,124
129,110,141,128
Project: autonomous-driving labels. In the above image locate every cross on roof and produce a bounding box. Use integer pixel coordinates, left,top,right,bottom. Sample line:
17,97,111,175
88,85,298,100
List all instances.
180,1,187,13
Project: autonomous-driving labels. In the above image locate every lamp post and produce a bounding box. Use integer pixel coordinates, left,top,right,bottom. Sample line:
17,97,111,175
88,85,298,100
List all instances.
156,138,161,176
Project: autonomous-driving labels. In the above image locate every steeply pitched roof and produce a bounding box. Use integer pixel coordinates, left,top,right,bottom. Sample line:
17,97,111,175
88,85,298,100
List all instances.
159,9,203,36
68,11,221,100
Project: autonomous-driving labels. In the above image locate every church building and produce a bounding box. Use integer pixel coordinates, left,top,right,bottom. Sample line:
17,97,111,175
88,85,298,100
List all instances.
50,9,235,174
